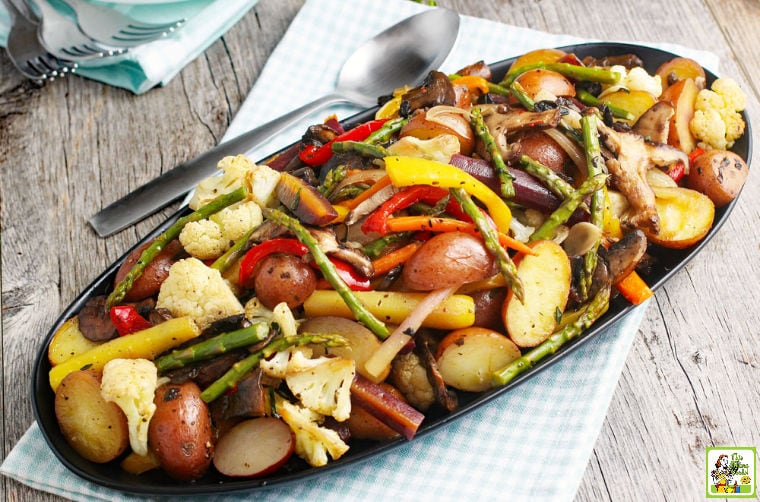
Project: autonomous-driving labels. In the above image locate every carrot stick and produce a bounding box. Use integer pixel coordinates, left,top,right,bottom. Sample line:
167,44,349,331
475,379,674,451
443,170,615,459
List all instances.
385,216,536,255
371,241,424,276
337,175,392,210
615,270,653,305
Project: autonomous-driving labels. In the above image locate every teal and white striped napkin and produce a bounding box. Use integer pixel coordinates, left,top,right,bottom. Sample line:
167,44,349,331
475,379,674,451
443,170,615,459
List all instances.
1,0,720,499
0,0,259,94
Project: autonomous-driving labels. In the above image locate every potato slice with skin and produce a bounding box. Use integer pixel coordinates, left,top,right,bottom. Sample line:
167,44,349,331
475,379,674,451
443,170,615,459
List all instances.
48,317,101,366
436,327,521,392
645,186,715,248
54,370,129,463
503,240,572,348
660,78,699,153
213,418,294,478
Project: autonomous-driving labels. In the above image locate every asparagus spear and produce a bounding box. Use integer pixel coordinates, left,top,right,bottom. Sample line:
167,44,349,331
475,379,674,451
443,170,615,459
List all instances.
518,154,586,205
509,81,536,111
211,226,256,273
576,88,635,121
331,141,389,159
451,188,524,302
491,284,611,387
106,186,248,308
263,208,390,340
529,174,608,242
156,322,270,372
318,163,347,197
500,62,622,88
199,333,348,403
580,114,606,299
470,106,515,199
364,116,407,144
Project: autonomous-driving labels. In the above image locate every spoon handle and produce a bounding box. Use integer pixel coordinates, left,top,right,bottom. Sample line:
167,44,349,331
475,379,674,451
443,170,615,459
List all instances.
88,92,349,237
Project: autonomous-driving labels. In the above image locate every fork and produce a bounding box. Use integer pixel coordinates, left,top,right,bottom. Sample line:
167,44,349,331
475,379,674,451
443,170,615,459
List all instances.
60,0,186,48
2,0,76,81
31,0,127,61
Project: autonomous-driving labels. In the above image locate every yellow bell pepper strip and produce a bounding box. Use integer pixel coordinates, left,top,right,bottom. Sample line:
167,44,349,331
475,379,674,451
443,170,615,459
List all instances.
384,156,512,233
450,75,490,95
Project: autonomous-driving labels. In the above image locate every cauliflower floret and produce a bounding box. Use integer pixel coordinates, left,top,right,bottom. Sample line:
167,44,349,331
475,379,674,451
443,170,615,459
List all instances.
179,219,227,260
711,78,747,111
276,397,349,467
690,108,727,150
100,358,158,456
189,155,280,210
179,201,263,260
210,201,263,242
285,351,355,421
260,346,313,379
690,77,747,150
156,257,243,330
600,66,662,99
390,351,435,412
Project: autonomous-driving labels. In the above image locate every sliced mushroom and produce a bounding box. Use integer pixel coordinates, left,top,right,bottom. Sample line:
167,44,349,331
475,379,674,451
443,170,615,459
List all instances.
400,70,456,117
597,121,688,233
632,101,675,144
563,222,603,257
309,227,374,277
478,104,562,158
606,229,649,284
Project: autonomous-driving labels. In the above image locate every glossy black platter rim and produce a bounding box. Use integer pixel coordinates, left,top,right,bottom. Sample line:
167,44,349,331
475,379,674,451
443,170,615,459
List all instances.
32,42,751,495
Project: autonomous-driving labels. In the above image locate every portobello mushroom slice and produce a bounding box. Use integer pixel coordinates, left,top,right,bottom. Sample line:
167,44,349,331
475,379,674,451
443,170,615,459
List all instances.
597,121,688,233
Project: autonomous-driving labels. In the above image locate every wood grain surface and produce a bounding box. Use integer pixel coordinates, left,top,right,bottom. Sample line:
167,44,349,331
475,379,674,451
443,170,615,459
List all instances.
1,0,758,500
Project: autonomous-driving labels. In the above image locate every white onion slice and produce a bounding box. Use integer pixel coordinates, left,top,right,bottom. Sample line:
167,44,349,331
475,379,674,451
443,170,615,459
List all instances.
542,128,586,171
364,285,459,381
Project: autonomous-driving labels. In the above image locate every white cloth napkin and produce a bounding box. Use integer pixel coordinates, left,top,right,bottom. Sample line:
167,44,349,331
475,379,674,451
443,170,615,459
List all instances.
0,0,259,94
1,0,720,499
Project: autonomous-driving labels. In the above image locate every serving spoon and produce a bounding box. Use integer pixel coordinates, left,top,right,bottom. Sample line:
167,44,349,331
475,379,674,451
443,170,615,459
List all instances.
89,8,461,237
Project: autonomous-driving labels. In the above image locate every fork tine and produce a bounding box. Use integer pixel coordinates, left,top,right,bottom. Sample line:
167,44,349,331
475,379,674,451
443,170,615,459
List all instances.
125,20,185,32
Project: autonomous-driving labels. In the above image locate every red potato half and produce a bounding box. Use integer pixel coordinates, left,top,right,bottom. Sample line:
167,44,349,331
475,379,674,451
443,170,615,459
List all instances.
503,240,572,348
645,186,715,248
435,327,521,392
660,78,699,154
213,418,295,478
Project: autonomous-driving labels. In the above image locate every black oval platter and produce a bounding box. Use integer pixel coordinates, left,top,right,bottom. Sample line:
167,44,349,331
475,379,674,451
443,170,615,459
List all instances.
31,42,751,495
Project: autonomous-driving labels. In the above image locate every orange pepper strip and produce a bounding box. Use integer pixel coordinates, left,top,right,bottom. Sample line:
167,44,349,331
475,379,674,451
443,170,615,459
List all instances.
385,216,536,256
450,75,490,95
336,175,392,210
615,270,653,305
371,241,424,276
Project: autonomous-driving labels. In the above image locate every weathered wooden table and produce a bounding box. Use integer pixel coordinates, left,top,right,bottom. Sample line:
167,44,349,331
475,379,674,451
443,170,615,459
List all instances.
2,0,758,500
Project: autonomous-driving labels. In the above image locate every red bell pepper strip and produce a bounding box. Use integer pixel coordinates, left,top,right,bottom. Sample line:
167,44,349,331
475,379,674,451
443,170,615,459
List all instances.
299,119,388,166
667,161,686,183
239,238,309,289
109,305,153,337
361,185,450,235
669,147,706,183
313,257,372,291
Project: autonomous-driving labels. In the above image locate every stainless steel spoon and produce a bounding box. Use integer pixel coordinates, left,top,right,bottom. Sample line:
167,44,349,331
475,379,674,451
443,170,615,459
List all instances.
89,8,460,237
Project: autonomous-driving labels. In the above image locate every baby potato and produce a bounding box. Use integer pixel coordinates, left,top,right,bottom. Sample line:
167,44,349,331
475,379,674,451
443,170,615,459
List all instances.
435,327,521,392
503,240,571,347
688,149,749,207
148,381,213,481
114,239,184,301
402,232,496,291
48,317,101,366
513,69,575,100
645,186,715,248
54,370,129,463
